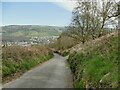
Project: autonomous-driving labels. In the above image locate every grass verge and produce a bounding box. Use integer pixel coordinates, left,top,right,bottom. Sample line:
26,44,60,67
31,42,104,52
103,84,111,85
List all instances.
2,45,53,83
67,34,118,88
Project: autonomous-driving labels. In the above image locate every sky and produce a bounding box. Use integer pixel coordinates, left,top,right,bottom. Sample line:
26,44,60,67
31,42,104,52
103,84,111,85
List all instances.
1,0,76,26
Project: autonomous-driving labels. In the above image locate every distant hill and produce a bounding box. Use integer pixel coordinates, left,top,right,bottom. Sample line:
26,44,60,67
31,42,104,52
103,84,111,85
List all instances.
2,25,66,42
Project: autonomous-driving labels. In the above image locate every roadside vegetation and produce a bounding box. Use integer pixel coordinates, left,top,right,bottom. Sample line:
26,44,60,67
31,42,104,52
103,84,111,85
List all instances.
52,1,118,56
50,33,79,56
52,0,119,89
2,0,119,88
67,33,118,88
2,45,53,83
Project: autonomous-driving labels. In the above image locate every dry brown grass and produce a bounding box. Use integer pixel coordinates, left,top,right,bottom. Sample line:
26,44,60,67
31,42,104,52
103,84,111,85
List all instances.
2,45,53,82
70,32,118,53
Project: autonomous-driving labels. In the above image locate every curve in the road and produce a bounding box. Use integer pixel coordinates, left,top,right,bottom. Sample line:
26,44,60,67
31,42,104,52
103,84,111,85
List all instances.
3,53,73,88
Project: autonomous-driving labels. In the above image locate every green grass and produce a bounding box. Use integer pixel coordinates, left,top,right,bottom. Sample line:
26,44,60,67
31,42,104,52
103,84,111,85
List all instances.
68,35,118,88
21,54,53,70
2,45,54,78
3,54,53,77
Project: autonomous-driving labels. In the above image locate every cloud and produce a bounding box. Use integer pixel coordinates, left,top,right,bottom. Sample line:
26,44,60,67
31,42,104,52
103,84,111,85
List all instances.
54,0,75,11
53,0,76,12
1,0,76,12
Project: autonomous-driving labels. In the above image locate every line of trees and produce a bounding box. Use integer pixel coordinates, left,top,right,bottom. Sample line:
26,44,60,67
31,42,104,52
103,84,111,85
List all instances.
67,0,118,44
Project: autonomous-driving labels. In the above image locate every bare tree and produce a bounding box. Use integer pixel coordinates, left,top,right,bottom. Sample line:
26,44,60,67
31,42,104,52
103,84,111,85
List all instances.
90,1,101,39
98,0,118,37
72,1,91,44
68,0,118,43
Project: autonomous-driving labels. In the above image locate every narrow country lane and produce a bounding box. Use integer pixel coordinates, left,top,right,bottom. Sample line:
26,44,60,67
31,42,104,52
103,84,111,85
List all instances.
3,53,73,88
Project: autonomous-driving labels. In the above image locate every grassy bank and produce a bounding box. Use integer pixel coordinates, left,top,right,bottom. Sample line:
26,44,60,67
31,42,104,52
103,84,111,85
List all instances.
2,45,53,82
67,33,118,88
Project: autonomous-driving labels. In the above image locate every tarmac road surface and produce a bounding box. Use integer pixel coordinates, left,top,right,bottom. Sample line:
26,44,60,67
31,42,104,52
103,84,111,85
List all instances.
3,53,73,88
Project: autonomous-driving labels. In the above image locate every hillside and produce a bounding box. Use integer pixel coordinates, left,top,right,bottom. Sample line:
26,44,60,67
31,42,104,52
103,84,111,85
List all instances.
67,32,118,88
2,25,66,42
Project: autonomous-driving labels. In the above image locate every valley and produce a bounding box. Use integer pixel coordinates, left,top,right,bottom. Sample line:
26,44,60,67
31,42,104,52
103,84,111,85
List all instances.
2,25,66,46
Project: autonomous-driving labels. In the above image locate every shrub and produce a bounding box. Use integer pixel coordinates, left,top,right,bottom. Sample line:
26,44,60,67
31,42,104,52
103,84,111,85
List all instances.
67,35,118,88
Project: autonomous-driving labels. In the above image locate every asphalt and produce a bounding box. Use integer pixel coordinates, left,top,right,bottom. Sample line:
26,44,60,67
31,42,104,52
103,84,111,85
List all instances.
3,53,73,88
